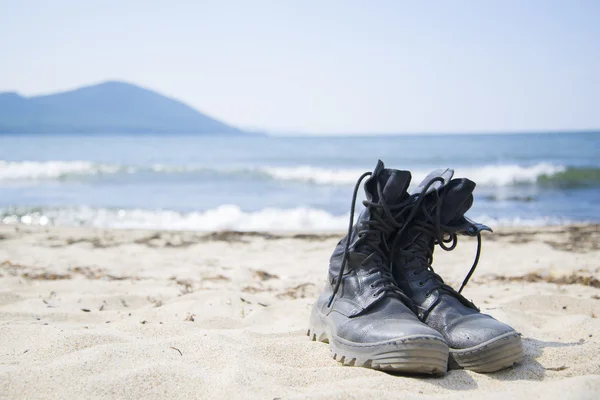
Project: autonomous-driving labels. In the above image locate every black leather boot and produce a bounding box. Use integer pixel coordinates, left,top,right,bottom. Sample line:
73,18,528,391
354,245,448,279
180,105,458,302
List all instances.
309,161,449,374
390,169,524,373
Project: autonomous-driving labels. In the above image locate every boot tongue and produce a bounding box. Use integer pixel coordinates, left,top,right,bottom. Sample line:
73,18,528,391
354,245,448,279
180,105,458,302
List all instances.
381,170,412,205
411,168,476,224
364,160,411,205
401,177,476,268
438,178,476,223
411,168,454,196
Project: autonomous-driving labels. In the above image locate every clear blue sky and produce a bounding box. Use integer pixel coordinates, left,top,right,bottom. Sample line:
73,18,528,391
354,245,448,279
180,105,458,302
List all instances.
1,0,599,134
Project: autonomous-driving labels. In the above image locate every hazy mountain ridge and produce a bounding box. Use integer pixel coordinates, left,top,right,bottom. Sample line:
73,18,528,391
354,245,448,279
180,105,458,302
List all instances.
0,81,244,134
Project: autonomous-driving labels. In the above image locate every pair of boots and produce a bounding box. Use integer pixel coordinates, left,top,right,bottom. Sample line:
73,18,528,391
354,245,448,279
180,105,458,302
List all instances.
309,161,523,374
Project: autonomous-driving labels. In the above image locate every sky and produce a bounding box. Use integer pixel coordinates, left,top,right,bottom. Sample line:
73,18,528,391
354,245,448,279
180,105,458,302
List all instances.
0,0,599,134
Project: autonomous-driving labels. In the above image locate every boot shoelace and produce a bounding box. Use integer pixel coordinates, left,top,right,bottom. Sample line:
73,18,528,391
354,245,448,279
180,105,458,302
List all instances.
392,187,482,318
327,171,415,308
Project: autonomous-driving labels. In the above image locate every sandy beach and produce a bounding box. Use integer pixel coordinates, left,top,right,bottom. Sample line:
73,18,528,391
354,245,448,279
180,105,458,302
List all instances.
0,223,599,399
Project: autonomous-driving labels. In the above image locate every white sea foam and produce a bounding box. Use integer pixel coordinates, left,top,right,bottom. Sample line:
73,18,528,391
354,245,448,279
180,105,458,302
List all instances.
469,214,578,227
257,163,568,187
0,161,211,181
262,163,567,186
257,166,366,185
0,160,568,187
0,206,579,231
447,163,567,187
0,205,350,231
0,160,121,180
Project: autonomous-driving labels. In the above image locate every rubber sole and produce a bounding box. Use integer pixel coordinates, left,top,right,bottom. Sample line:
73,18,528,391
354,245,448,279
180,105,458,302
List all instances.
308,310,449,375
449,332,524,373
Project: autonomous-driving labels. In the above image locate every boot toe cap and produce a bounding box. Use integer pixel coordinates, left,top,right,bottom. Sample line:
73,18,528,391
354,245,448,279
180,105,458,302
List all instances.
445,313,517,350
339,316,446,344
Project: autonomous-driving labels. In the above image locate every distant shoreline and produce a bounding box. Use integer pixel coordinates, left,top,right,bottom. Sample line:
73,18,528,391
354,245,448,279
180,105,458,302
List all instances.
0,131,255,136
267,129,600,138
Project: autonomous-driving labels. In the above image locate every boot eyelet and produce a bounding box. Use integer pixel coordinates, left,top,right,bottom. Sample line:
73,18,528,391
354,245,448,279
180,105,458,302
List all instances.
425,292,431,298
372,293,377,297
369,284,374,288
418,281,425,287
412,270,419,276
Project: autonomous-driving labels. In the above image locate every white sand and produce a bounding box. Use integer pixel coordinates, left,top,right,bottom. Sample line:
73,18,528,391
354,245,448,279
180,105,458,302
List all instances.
1,224,599,399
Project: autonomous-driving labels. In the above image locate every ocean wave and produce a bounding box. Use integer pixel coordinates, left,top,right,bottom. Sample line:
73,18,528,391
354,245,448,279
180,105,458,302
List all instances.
1,160,598,188
257,166,366,185
0,205,349,231
265,163,600,188
450,163,567,186
0,160,122,180
0,161,366,184
470,214,580,227
537,167,600,188
0,206,582,231
258,164,574,187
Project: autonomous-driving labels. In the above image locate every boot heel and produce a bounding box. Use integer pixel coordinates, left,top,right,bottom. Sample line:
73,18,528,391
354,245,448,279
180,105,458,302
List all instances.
307,307,330,343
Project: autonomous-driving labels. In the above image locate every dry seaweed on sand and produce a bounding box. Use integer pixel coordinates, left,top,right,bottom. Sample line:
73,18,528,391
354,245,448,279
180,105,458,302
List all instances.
23,272,72,280
494,272,600,288
253,269,279,281
169,347,183,356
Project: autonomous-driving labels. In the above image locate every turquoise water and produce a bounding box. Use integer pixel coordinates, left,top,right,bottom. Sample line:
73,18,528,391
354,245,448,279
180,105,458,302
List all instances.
0,132,598,230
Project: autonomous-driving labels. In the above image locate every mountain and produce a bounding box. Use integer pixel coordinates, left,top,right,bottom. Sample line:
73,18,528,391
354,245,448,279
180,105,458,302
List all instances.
0,81,244,134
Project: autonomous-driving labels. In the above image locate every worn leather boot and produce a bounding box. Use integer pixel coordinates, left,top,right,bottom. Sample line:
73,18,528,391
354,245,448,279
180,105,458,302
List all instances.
390,169,524,373
309,161,449,374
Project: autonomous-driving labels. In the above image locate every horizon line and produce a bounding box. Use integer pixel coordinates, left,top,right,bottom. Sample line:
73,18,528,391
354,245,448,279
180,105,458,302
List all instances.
263,129,600,137
1,129,598,137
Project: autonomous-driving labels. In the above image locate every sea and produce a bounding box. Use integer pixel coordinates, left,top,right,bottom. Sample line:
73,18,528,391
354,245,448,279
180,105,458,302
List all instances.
0,132,598,231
